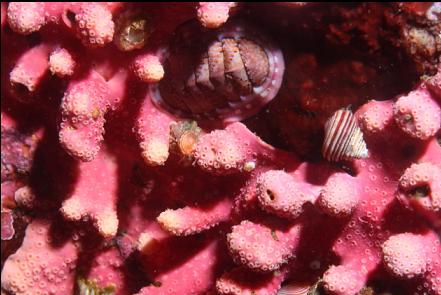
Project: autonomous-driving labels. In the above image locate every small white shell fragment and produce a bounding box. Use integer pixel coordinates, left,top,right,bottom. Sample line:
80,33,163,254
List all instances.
243,161,256,172
322,109,368,162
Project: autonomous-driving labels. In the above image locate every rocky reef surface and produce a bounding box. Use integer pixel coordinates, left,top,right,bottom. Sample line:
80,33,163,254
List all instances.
1,3,440,295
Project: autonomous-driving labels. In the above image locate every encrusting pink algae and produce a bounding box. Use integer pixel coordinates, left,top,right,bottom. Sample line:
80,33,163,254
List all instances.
1,2,440,295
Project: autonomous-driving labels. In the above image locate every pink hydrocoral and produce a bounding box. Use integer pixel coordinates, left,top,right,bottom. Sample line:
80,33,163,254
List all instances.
136,95,174,166
393,89,441,140
256,170,314,219
194,127,248,175
322,265,364,295
157,197,232,236
132,54,164,83
60,149,119,238
317,172,359,217
216,266,289,295
358,100,394,135
59,71,113,162
196,2,237,29
382,232,441,293
1,218,78,295
312,83,441,294
136,234,227,295
49,48,76,77
72,3,115,48
2,3,441,295
9,44,51,92
227,220,302,272
7,2,46,34
80,247,131,295
396,162,441,213
382,233,427,279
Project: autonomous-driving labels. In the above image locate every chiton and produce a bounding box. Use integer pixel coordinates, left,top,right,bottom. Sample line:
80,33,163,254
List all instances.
149,19,285,124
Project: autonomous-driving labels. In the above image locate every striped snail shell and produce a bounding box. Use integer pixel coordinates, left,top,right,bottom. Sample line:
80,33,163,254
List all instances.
322,108,369,162
150,20,285,124
277,283,311,295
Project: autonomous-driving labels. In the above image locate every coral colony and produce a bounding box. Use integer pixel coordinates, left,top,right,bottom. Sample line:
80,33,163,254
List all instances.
2,2,441,295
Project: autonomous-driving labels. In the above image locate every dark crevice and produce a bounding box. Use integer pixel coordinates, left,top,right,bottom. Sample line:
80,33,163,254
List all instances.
408,185,430,199
266,189,275,201
66,10,76,24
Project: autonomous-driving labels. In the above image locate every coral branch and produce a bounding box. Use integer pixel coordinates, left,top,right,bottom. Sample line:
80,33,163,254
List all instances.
256,170,314,219
382,232,441,293
317,172,359,218
136,95,174,166
194,127,248,175
196,2,237,29
79,247,129,294
227,220,301,272
7,2,46,34
71,3,115,48
136,236,225,295
358,100,394,136
216,266,289,295
1,218,78,295
59,71,113,162
49,48,76,78
322,265,364,295
60,150,119,238
396,162,441,214
157,197,232,236
10,44,51,92
2,3,441,295
393,89,441,140
133,54,164,83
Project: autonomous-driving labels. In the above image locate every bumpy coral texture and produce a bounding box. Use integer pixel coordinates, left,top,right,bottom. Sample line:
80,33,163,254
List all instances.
60,149,119,238
7,2,46,34
393,89,441,140
1,219,78,295
59,71,114,162
1,2,441,295
196,2,237,29
72,3,115,48
48,48,76,78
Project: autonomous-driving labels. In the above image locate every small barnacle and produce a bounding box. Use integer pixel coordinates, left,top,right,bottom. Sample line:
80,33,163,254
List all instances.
403,113,413,123
243,161,256,172
114,9,152,51
178,131,199,156
91,108,101,120
170,120,202,157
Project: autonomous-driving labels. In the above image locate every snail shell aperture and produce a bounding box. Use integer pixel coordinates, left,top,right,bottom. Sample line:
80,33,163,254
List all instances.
150,20,285,124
